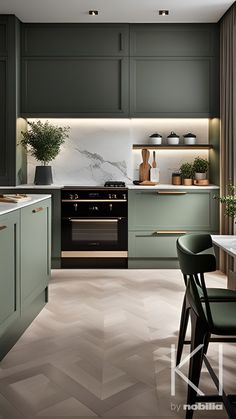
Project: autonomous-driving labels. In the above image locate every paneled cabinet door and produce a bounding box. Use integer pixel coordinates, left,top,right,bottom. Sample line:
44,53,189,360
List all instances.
130,58,212,117
21,57,129,116
21,199,51,308
0,211,20,336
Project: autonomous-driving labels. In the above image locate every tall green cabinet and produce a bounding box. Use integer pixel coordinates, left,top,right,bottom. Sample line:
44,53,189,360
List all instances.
0,15,27,186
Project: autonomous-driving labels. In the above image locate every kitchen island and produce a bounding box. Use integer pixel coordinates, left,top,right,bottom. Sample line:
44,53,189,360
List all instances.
0,194,51,360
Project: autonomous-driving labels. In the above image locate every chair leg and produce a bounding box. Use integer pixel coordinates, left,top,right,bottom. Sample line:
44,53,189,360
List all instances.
176,293,190,366
186,311,209,419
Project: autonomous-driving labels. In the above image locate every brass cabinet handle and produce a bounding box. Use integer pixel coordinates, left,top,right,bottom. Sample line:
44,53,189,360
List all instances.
156,191,187,195
32,207,43,213
0,225,7,231
154,230,187,235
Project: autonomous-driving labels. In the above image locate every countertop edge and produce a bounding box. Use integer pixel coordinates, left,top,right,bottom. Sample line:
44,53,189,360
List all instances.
0,194,51,216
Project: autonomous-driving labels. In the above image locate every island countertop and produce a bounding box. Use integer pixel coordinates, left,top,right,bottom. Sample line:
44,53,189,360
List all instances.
0,194,51,216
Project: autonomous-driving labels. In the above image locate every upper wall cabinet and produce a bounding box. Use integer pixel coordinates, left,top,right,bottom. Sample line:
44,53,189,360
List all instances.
21,24,129,117
130,24,219,117
20,22,219,118
22,24,129,57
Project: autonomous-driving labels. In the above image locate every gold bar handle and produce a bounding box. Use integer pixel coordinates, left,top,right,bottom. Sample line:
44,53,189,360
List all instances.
0,225,7,231
156,191,187,195
154,230,187,235
32,207,43,213
70,219,118,223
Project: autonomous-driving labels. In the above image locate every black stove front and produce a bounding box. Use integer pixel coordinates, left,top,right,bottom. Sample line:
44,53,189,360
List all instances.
61,187,128,268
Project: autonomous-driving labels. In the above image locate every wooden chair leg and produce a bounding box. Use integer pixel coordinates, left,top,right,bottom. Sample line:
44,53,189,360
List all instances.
176,293,190,366
186,311,209,419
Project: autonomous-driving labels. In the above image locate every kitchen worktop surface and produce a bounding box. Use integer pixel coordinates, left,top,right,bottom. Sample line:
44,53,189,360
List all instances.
0,194,51,216
0,183,219,190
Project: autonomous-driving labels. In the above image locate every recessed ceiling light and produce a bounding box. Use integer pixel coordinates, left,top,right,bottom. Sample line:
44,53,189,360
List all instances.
89,10,98,16
159,10,169,16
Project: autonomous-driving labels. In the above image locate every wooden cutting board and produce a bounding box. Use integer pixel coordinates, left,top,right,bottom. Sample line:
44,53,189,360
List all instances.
139,149,151,182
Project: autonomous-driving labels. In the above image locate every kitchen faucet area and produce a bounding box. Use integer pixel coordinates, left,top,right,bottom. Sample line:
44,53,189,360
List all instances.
0,1,236,417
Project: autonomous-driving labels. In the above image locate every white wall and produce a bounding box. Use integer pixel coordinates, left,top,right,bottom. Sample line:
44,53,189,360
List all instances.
27,118,209,185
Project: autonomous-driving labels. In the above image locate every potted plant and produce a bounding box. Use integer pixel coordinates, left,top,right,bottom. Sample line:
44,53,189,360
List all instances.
193,156,209,180
179,162,194,185
21,120,70,184
214,184,236,219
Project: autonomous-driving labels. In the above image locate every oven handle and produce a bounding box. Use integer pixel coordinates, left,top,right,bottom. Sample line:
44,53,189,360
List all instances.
69,218,121,222
62,199,127,203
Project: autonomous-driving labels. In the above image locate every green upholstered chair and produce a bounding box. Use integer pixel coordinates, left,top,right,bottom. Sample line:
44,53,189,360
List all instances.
177,233,236,419
176,233,236,366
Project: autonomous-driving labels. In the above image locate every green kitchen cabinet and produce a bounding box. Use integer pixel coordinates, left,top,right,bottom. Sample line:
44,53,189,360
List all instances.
20,198,51,308
0,188,60,268
128,189,219,268
21,24,129,57
130,24,219,117
0,210,20,336
21,57,129,116
0,197,51,360
0,15,27,186
21,23,129,117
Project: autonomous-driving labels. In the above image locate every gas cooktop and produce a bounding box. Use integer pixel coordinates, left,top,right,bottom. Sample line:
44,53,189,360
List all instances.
104,181,126,188
63,181,126,189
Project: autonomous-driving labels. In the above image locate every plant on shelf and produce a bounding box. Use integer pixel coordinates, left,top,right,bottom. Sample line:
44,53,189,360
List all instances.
21,120,70,185
179,162,194,186
214,183,236,219
192,156,209,180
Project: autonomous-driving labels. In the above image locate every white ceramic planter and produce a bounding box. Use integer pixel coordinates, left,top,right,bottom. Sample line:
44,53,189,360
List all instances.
167,137,179,145
195,172,207,180
184,137,196,145
149,136,162,145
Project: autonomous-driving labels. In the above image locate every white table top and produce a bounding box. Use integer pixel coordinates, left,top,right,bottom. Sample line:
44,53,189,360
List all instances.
212,235,236,258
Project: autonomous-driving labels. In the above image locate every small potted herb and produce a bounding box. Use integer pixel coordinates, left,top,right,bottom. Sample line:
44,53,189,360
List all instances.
21,120,70,184
179,162,194,186
193,156,209,180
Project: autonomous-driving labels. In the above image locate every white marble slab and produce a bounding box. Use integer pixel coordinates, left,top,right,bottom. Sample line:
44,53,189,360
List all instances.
26,118,210,185
0,195,51,216
127,184,219,190
212,235,236,258
0,184,63,189
0,183,219,190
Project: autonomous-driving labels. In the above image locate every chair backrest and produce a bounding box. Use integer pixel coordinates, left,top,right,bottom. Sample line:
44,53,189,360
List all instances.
176,233,216,275
176,234,216,325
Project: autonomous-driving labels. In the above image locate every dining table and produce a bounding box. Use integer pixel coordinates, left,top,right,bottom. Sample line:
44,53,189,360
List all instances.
212,235,236,290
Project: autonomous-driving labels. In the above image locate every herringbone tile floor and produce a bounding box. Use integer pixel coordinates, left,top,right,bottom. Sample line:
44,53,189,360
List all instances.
0,269,234,418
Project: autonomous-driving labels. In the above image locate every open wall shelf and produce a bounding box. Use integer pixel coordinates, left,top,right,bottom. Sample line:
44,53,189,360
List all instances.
132,144,213,150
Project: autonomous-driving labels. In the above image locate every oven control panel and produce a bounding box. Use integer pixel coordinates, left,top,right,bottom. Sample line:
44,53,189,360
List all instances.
61,188,127,202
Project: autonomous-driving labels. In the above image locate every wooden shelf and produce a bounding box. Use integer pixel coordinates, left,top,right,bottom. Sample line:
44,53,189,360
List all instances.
132,144,213,150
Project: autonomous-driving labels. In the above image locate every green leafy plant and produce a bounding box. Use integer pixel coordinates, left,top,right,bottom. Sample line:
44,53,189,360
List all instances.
21,120,70,165
179,162,194,179
214,183,236,218
193,156,209,173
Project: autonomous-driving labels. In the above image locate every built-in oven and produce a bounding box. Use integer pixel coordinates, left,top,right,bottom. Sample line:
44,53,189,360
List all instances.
61,187,128,268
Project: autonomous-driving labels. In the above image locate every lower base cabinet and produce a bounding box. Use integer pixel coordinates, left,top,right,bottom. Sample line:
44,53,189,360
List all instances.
0,197,51,360
0,211,20,337
128,189,219,268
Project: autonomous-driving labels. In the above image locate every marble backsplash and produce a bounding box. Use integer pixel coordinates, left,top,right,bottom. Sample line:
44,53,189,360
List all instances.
27,118,209,185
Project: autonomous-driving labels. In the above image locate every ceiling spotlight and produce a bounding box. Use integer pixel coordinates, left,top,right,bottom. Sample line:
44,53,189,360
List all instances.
159,10,169,16
89,10,98,16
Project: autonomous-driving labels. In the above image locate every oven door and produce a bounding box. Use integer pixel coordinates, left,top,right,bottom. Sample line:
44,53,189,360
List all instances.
61,216,127,257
